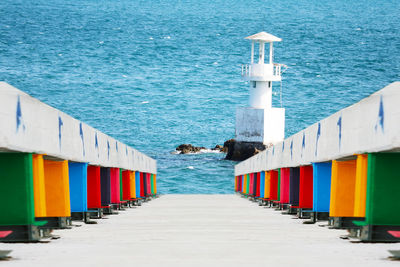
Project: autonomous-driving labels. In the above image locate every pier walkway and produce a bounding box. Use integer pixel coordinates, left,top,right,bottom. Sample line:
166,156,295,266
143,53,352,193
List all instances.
1,195,398,266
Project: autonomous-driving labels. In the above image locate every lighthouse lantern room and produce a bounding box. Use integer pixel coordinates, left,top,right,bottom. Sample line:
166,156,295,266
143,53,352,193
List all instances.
236,32,285,145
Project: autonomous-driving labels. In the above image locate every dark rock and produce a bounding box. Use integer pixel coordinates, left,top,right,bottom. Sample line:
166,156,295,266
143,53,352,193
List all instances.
176,143,231,154
224,139,267,161
212,144,224,152
176,140,267,160
223,139,235,153
176,144,206,154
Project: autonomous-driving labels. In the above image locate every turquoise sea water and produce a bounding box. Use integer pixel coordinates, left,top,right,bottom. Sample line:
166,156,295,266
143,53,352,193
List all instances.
1,0,399,193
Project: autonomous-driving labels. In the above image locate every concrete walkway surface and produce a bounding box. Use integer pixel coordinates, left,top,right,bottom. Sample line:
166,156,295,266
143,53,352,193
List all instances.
0,194,399,267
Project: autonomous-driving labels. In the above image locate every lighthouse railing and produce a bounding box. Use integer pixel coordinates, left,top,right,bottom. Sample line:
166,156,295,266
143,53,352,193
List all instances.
241,64,250,77
273,63,281,76
241,63,281,81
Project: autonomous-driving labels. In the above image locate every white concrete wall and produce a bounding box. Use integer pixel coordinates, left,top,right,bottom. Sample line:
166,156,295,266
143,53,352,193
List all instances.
264,108,285,144
249,81,271,108
235,82,400,176
236,107,264,143
0,82,156,174
236,107,285,145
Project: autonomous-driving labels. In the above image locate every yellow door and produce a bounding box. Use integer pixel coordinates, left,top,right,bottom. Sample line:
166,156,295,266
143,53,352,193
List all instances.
354,154,368,217
264,171,270,199
330,160,357,217
32,154,47,217
130,171,136,199
43,159,71,217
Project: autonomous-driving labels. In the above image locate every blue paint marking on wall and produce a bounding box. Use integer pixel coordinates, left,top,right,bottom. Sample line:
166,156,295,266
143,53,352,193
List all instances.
79,122,85,156
290,140,293,160
315,122,321,156
375,95,384,133
58,116,63,150
126,147,128,155
272,146,275,156
16,95,25,133
282,141,284,152
337,115,342,149
115,142,118,152
301,132,305,157
95,132,99,157
107,140,110,160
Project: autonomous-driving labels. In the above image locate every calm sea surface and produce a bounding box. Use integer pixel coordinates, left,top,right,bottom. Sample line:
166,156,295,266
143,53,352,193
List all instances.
1,0,399,193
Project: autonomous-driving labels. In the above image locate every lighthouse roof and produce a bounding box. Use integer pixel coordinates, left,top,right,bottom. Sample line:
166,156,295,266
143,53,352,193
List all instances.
245,32,282,42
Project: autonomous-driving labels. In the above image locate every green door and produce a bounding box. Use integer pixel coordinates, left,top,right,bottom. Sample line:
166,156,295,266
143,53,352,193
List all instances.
0,153,35,225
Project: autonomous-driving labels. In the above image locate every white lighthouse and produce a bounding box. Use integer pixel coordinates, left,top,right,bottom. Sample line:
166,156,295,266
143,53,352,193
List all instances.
236,32,285,145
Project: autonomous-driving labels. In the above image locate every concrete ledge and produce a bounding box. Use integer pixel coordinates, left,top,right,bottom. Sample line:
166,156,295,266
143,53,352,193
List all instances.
0,82,156,173
235,82,400,176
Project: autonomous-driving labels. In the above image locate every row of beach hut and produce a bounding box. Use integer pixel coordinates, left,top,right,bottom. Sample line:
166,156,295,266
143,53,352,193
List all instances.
0,153,157,242
234,82,400,242
0,83,157,242
235,152,399,242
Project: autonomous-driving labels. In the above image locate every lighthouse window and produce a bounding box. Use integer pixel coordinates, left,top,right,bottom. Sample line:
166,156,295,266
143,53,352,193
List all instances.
252,81,256,88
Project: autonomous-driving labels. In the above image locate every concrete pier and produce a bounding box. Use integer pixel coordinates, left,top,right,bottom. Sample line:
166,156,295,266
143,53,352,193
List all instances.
1,195,398,266
235,82,400,175
234,82,400,243
0,82,157,243
0,82,156,172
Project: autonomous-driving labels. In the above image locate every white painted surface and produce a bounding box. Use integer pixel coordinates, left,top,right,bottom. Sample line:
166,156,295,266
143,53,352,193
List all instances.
264,107,285,144
236,108,264,143
258,41,265,63
242,63,282,82
235,82,400,176
245,31,282,42
0,82,156,173
236,107,285,144
249,81,271,108
1,195,397,267
269,42,273,64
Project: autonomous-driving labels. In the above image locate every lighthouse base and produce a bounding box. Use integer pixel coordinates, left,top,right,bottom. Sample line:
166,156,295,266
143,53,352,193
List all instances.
235,107,285,144
224,139,267,161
